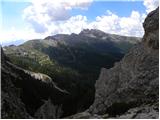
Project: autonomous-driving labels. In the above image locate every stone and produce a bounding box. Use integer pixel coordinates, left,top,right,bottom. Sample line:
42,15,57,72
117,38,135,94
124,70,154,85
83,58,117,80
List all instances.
34,99,63,119
89,7,159,119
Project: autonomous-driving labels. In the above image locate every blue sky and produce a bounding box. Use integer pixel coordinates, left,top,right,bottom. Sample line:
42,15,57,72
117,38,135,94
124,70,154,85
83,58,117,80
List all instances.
70,1,146,21
1,1,30,31
0,0,159,44
2,1,146,30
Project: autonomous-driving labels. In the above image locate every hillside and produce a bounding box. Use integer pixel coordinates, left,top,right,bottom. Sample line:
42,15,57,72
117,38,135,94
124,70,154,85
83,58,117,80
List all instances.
68,7,159,119
3,29,139,116
1,48,71,118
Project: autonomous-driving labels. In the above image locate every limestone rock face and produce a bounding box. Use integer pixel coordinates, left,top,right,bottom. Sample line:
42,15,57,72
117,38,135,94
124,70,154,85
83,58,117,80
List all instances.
143,7,159,49
116,102,159,119
67,103,158,119
89,7,159,118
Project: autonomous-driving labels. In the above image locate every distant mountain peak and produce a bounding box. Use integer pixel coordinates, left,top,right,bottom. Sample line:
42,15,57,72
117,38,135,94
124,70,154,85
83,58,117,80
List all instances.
79,29,105,35
44,34,69,41
44,29,140,44
78,29,110,40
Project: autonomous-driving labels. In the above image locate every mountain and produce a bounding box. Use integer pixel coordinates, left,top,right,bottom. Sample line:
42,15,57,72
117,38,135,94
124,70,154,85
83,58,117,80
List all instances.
1,47,74,118
1,48,31,118
2,6,158,119
4,29,140,75
68,7,159,119
3,29,139,116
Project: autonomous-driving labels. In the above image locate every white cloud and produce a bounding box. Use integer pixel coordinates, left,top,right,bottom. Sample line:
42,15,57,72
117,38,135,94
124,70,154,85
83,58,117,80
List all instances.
30,0,93,10
61,0,93,10
3,0,158,44
87,10,145,37
0,15,88,43
46,10,145,37
40,15,88,35
0,26,48,44
23,0,92,33
22,0,150,38
23,5,145,38
119,11,144,36
23,2,70,33
143,0,159,13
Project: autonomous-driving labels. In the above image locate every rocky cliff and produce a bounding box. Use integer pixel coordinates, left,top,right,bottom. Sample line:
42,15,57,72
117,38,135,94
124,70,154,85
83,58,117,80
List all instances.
1,48,69,118
88,7,159,118
1,7,159,119
68,7,159,119
4,26,139,116
1,48,31,118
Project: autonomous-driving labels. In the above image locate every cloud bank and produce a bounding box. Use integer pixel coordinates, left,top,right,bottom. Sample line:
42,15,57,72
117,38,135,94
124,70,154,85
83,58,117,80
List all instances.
143,0,159,13
1,0,159,43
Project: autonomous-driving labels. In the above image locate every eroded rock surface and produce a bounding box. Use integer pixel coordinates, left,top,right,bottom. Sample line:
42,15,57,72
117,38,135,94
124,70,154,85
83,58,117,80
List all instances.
34,99,63,119
88,7,159,118
1,48,31,118
1,48,69,118
116,102,159,119
1,7,159,119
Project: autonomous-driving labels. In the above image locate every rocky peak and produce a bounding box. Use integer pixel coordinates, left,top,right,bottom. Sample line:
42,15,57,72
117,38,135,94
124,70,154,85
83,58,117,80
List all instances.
79,29,106,37
44,36,56,40
143,7,159,49
79,29,90,34
44,34,69,41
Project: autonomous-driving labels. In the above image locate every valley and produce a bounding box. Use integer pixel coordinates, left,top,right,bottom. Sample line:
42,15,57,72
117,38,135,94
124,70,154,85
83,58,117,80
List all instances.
3,29,140,117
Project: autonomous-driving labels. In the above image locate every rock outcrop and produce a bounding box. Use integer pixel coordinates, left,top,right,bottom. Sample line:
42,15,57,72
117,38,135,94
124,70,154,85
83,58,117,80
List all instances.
116,102,159,119
143,7,159,49
1,48,31,118
88,7,159,118
1,7,159,119
1,48,69,118
34,99,63,119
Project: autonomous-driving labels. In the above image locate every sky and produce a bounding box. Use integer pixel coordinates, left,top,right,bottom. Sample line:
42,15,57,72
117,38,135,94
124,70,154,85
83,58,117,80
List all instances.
0,0,159,45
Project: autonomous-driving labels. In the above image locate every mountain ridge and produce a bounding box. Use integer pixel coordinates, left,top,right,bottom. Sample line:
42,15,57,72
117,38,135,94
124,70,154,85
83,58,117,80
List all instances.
68,7,159,119
2,7,158,119
1,48,73,118
44,29,141,43
3,27,139,117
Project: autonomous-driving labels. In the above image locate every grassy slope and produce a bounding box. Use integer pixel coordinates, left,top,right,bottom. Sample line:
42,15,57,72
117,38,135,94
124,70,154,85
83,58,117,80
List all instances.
4,33,137,115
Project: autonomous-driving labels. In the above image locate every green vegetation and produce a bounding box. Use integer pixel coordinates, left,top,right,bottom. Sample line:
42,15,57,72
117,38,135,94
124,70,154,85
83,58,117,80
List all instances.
4,32,137,114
